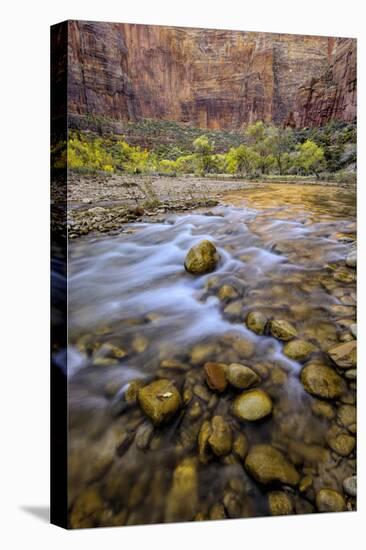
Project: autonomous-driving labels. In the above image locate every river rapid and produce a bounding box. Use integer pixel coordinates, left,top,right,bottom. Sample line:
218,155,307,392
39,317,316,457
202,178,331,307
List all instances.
66,184,356,527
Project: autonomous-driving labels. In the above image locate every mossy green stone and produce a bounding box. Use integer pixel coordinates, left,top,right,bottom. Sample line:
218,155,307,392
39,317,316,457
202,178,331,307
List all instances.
184,240,219,274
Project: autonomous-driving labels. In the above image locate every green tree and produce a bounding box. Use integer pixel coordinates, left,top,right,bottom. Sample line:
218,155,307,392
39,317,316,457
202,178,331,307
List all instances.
265,126,295,174
296,140,326,178
226,145,260,176
244,122,272,174
193,135,214,175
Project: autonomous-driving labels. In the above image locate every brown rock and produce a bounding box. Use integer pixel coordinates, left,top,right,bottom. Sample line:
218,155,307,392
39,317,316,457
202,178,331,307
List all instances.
269,320,297,341
301,362,345,399
226,363,260,389
208,416,232,456
328,340,357,369
204,362,228,392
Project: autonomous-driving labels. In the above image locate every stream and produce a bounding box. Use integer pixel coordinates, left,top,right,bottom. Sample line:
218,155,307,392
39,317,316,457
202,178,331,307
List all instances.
65,184,356,527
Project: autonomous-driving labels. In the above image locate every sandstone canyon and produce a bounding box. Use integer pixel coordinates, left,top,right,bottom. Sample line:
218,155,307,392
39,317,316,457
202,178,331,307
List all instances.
67,20,356,130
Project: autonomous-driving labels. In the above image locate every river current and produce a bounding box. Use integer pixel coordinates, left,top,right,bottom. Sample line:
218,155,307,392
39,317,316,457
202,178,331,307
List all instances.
65,184,356,526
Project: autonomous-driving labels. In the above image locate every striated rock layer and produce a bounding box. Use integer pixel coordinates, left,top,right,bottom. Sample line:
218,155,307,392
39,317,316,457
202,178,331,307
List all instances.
67,20,356,129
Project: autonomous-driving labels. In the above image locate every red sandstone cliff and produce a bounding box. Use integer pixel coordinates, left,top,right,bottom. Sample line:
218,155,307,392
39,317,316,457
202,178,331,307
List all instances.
67,21,356,129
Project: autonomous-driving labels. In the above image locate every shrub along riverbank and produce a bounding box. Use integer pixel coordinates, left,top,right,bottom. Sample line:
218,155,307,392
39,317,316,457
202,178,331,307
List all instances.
52,119,356,183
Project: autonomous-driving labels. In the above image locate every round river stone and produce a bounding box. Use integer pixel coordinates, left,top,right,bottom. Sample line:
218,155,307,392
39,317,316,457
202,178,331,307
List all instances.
184,240,219,274
244,444,300,486
138,379,182,425
232,389,272,421
301,362,345,399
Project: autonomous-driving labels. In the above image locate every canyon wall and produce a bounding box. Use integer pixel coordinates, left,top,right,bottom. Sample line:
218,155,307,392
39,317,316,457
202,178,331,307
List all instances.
67,21,356,129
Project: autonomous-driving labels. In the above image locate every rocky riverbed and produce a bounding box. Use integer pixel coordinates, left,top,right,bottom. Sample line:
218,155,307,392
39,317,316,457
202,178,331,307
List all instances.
64,181,356,528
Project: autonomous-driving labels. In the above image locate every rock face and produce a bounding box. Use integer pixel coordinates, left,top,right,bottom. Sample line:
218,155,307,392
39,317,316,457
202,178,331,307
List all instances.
184,240,219,274
67,21,356,130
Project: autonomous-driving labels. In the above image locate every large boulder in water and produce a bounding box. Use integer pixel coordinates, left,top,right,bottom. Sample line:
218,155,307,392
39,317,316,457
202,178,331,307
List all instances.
184,240,219,274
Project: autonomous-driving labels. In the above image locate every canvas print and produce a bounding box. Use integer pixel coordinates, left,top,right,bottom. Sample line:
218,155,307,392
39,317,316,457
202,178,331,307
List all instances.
51,20,357,529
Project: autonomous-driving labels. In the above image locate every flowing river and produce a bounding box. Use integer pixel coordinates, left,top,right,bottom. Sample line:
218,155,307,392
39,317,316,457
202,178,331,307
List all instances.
65,184,356,527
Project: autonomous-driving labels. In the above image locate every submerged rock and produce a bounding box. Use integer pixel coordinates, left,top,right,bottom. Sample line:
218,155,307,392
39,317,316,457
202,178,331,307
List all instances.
326,428,356,457
244,444,300,486
328,340,356,369
208,416,232,457
246,311,267,335
218,285,239,301
345,249,357,268
311,399,335,420
198,416,232,460
268,491,293,515
337,404,356,428
198,420,212,463
165,458,198,522
233,433,248,459
269,320,297,341
209,503,226,520
70,488,104,529
232,389,272,421
204,362,228,392
301,362,345,399
184,240,219,274
283,339,317,362
333,269,356,283
350,323,357,338
226,363,260,389
343,475,357,497
316,488,346,512
138,379,182,425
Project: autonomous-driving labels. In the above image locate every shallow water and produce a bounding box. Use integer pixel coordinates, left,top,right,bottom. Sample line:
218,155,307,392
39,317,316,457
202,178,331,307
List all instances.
66,184,356,526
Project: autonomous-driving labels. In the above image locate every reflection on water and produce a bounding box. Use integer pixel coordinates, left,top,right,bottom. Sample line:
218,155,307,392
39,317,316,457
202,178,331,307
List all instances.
66,184,356,527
